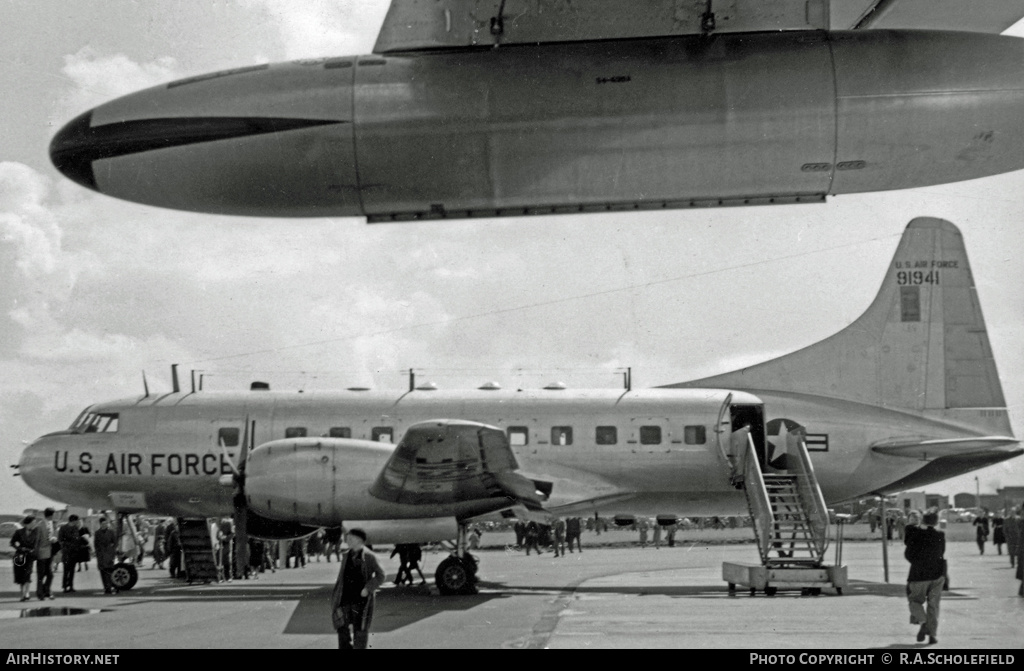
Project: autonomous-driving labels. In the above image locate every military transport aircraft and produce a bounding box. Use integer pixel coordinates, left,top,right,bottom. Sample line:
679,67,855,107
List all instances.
17,218,1020,593
48,0,1024,220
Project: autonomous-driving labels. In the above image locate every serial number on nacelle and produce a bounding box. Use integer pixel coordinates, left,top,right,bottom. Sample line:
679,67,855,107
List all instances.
53,451,238,477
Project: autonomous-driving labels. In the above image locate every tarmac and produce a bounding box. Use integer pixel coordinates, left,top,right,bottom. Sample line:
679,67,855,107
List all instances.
0,531,1021,650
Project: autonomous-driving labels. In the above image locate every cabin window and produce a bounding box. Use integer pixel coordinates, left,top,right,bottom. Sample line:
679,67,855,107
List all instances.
507,427,529,446
551,427,573,446
328,427,352,439
685,425,706,445
285,427,308,438
372,427,394,443
218,428,240,447
640,426,662,445
595,426,617,445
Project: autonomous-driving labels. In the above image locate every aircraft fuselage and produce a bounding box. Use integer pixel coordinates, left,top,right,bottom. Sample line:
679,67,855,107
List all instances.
19,387,1016,526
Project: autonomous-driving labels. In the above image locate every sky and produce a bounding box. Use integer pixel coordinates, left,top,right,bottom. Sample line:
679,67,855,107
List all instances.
1,1,1023,514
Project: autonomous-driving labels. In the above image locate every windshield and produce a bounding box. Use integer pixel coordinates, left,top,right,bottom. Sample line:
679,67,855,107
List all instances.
69,409,119,434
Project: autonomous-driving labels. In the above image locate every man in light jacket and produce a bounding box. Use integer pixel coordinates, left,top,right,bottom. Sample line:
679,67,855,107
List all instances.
330,529,386,649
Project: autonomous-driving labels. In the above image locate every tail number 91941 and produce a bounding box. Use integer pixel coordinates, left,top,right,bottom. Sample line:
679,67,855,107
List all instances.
896,271,939,286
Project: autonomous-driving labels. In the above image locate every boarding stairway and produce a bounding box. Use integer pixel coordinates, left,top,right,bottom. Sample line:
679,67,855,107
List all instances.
178,518,219,584
720,428,847,595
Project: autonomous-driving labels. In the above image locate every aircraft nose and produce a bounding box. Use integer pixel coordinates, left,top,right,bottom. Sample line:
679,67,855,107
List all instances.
18,435,53,497
49,110,103,192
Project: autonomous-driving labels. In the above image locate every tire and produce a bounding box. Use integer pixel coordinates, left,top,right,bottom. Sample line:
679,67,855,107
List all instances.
110,563,138,591
435,556,477,596
765,586,777,597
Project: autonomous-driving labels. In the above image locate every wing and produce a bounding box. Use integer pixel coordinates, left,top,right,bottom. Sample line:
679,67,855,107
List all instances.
374,0,1024,54
369,419,549,516
839,0,1024,33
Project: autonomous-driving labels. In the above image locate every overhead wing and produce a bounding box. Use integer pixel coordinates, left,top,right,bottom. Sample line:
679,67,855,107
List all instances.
839,0,1024,33
369,420,549,516
374,0,832,53
374,0,1024,53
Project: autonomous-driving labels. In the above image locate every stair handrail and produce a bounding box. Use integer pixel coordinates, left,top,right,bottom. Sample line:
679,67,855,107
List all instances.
790,436,830,559
742,433,774,563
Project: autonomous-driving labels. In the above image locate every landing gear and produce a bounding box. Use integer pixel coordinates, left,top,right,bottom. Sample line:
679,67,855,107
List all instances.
110,563,138,591
435,522,479,596
110,512,142,591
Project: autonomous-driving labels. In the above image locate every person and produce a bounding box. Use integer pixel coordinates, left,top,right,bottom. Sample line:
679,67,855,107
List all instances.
1015,511,1024,597
974,511,990,555
58,515,82,593
390,544,411,585
33,508,57,600
666,520,679,547
406,544,426,586
11,516,39,602
152,519,167,569
566,517,582,553
992,515,1005,555
552,518,566,557
904,511,945,645
638,519,649,548
216,519,233,582
288,537,307,568
166,521,182,579
324,527,342,562
330,529,386,650
94,517,118,594
653,522,663,549
308,528,325,562
896,513,907,541
513,521,525,547
524,521,541,556
77,523,92,571
1005,508,1020,569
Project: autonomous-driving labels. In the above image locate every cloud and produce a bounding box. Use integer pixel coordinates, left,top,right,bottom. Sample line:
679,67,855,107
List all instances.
237,0,389,59
57,48,182,120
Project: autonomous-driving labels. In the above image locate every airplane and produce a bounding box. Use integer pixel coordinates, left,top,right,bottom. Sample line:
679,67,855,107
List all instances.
48,1,1024,221
16,217,1020,594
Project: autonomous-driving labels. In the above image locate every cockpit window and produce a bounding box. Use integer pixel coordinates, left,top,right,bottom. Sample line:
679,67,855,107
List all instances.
70,411,119,434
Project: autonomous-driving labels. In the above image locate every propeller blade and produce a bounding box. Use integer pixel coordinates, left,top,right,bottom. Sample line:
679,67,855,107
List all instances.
218,435,241,479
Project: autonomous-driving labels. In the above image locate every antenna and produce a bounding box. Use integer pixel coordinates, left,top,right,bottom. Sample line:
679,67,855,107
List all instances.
199,374,204,391
142,371,150,398
171,364,180,394
190,370,196,394
408,368,415,393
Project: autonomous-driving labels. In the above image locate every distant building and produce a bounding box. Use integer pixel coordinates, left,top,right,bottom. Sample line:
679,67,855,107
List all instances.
897,491,928,511
954,493,976,508
996,486,1024,511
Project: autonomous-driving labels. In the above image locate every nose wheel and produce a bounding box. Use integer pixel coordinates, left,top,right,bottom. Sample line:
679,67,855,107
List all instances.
110,562,139,591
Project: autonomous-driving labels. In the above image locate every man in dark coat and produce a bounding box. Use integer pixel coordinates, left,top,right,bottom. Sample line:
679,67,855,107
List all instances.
58,515,82,593
330,529,386,649
166,522,182,578
94,518,119,594
904,511,946,645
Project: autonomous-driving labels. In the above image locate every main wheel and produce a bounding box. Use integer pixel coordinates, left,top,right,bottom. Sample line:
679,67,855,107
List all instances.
765,586,777,597
435,556,477,596
110,563,138,591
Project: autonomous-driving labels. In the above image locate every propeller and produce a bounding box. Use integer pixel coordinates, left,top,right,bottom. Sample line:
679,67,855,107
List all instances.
218,417,253,578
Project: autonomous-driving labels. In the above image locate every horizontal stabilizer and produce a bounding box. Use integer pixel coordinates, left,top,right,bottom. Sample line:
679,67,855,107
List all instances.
872,436,1019,458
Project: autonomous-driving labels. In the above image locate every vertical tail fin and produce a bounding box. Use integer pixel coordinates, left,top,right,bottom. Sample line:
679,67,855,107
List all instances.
672,218,1008,429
